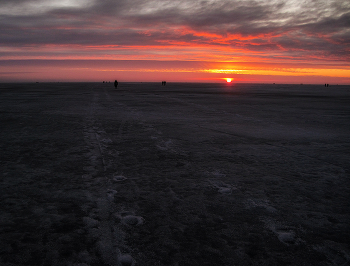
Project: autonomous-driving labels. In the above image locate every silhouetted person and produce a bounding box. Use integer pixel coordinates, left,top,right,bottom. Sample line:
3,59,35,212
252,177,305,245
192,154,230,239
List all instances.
114,80,118,88
325,84,327,87
162,81,166,86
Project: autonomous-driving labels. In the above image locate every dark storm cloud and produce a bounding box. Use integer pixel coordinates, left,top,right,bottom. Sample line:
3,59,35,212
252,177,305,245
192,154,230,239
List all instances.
0,0,349,61
301,12,350,35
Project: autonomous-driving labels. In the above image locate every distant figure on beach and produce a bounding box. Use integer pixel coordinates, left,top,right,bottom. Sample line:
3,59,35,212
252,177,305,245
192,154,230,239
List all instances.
325,84,326,87
114,80,118,88
162,81,166,86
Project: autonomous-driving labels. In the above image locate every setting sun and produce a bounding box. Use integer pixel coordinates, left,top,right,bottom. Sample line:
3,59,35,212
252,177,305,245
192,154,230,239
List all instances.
225,78,233,83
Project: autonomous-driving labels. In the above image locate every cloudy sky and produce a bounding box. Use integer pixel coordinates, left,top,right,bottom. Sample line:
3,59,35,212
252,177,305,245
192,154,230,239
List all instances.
1,0,349,83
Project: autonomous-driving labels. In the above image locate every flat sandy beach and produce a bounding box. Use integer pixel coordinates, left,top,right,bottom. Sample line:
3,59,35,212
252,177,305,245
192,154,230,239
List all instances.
0,82,349,265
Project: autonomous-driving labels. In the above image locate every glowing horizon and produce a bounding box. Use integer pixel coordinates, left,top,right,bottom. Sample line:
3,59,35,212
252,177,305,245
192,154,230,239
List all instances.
0,0,349,83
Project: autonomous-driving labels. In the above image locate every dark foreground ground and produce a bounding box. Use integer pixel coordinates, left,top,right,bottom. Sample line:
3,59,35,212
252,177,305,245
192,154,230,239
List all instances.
0,82,349,266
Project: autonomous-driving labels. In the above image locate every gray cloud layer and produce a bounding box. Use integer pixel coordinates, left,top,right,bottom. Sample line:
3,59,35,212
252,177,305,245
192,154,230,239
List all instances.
0,0,349,61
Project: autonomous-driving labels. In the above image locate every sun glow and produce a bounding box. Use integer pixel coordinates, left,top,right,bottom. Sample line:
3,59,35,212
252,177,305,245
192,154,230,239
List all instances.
225,78,233,83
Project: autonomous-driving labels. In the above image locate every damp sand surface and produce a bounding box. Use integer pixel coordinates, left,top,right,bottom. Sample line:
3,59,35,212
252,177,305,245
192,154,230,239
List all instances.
0,82,349,265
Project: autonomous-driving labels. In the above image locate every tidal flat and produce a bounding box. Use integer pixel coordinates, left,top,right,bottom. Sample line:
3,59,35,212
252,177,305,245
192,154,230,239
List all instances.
0,82,349,265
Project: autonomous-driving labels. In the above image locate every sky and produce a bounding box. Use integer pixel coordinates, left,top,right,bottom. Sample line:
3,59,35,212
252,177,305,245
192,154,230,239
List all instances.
0,0,349,83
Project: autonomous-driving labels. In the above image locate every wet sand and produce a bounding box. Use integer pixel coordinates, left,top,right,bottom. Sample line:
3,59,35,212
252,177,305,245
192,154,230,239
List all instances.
0,82,349,265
